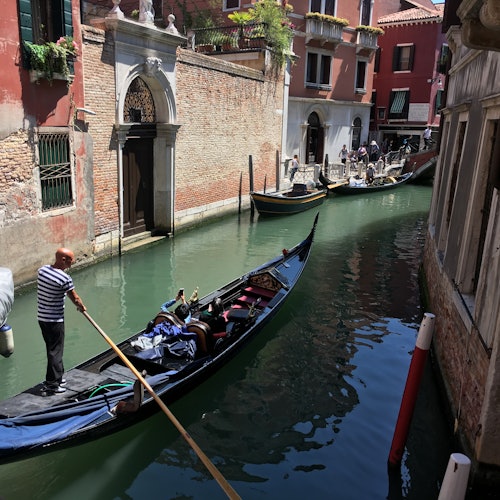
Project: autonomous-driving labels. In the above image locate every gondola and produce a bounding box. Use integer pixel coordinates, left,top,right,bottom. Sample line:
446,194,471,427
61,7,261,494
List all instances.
319,171,413,195
0,215,318,464
250,182,327,215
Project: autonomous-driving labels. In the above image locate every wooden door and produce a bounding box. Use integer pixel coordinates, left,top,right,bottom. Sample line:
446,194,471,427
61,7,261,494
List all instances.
123,139,154,237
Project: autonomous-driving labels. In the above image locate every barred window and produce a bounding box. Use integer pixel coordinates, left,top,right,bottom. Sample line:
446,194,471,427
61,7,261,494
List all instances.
38,132,73,210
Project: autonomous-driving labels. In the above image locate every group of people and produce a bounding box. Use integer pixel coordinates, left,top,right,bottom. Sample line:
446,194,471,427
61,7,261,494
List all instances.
338,141,382,171
37,247,227,395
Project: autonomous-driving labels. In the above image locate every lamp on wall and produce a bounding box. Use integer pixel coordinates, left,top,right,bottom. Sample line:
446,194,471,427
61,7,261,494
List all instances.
76,107,96,115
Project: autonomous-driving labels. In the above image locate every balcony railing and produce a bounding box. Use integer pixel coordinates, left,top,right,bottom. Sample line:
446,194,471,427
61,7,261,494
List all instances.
190,23,269,54
356,30,379,54
305,19,344,45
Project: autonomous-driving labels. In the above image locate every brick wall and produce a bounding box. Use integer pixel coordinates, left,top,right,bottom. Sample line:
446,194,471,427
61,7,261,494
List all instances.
82,26,119,237
174,49,284,218
423,236,490,459
0,130,38,223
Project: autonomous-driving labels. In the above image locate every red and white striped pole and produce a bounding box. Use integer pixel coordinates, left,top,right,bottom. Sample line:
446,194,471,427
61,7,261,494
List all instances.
388,312,435,467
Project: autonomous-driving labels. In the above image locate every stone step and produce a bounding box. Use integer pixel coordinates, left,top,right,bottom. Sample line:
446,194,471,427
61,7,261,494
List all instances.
121,232,168,254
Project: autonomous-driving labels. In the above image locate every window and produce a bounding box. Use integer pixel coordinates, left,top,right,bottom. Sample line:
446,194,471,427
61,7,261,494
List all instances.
435,89,445,115
377,108,386,120
310,0,336,15
355,60,367,93
19,0,73,44
360,0,372,26
224,0,240,10
436,44,449,74
38,130,73,210
392,45,415,72
388,90,410,119
306,52,332,88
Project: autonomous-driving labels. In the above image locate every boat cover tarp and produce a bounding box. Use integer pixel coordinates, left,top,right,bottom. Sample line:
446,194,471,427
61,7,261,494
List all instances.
0,268,14,327
0,373,170,452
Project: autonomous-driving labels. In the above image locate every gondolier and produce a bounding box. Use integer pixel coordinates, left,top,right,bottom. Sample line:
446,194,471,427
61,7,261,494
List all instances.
37,248,86,394
0,217,318,464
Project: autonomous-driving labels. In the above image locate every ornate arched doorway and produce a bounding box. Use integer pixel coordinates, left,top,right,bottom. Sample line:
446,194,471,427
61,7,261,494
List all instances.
306,112,324,164
122,76,156,237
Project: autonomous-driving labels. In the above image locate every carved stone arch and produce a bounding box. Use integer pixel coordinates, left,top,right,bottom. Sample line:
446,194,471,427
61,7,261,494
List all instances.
116,62,179,240
117,62,176,126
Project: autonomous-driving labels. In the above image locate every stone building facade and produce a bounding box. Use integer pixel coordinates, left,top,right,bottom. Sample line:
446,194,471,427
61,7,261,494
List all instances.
423,0,500,491
0,3,284,287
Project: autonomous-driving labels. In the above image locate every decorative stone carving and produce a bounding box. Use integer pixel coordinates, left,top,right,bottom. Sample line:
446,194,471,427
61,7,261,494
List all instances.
108,0,124,20
165,14,179,35
480,0,500,31
144,56,162,76
139,0,154,24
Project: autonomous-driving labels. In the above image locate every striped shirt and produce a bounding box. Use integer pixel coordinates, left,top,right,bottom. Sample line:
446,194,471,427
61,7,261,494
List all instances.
37,265,74,322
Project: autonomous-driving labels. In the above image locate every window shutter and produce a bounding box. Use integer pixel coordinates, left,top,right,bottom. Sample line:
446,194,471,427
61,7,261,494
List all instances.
402,90,410,117
392,47,399,71
63,0,73,37
408,45,415,71
19,0,33,43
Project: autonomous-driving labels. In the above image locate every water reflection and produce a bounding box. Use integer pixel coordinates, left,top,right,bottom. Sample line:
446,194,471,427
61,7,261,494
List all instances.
0,186,452,499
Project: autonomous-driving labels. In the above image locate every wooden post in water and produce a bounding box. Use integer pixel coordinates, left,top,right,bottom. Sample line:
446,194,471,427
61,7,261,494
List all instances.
276,150,280,191
238,172,242,214
388,312,435,467
323,154,329,177
438,453,471,500
249,155,254,217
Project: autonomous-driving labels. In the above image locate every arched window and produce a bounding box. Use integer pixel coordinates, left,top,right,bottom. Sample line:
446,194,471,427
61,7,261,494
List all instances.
352,117,362,150
124,77,156,123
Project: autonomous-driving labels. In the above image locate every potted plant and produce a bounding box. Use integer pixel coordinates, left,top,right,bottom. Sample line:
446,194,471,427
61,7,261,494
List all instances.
355,25,385,35
220,33,237,51
228,11,254,49
24,36,78,84
248,0,294,67
248,24,267,48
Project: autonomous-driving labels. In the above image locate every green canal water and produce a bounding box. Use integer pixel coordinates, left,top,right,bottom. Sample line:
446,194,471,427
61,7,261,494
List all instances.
0,184,453,499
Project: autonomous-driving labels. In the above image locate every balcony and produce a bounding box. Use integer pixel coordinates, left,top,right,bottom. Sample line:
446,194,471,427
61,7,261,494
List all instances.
190,24,269,55
355,27,382,57
305,18,344,46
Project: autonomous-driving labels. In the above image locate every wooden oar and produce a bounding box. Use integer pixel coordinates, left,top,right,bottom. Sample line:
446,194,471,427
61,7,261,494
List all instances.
326,179,349,190
82,311,241,500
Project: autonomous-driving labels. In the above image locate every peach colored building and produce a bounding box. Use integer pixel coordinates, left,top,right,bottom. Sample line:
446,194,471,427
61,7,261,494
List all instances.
158,1,382,164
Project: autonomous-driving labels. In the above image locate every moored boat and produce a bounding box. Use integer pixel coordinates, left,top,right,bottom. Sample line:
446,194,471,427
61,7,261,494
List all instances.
0,215,318,464
250,182,327,215
319,171,413,195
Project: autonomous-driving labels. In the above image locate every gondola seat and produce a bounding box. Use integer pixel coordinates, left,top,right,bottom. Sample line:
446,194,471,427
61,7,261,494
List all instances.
150,311,210,354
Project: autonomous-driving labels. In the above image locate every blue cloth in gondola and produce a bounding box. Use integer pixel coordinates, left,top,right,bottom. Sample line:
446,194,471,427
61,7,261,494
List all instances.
131,321,197,360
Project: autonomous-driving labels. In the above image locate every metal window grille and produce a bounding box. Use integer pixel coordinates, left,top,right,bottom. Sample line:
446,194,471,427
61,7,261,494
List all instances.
38,132,73,210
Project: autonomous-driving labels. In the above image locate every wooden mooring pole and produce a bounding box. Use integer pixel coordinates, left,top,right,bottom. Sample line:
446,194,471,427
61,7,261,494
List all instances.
249,155,254,217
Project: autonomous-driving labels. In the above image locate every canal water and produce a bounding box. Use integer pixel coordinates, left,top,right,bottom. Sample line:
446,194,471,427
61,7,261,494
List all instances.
0,184,454,500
